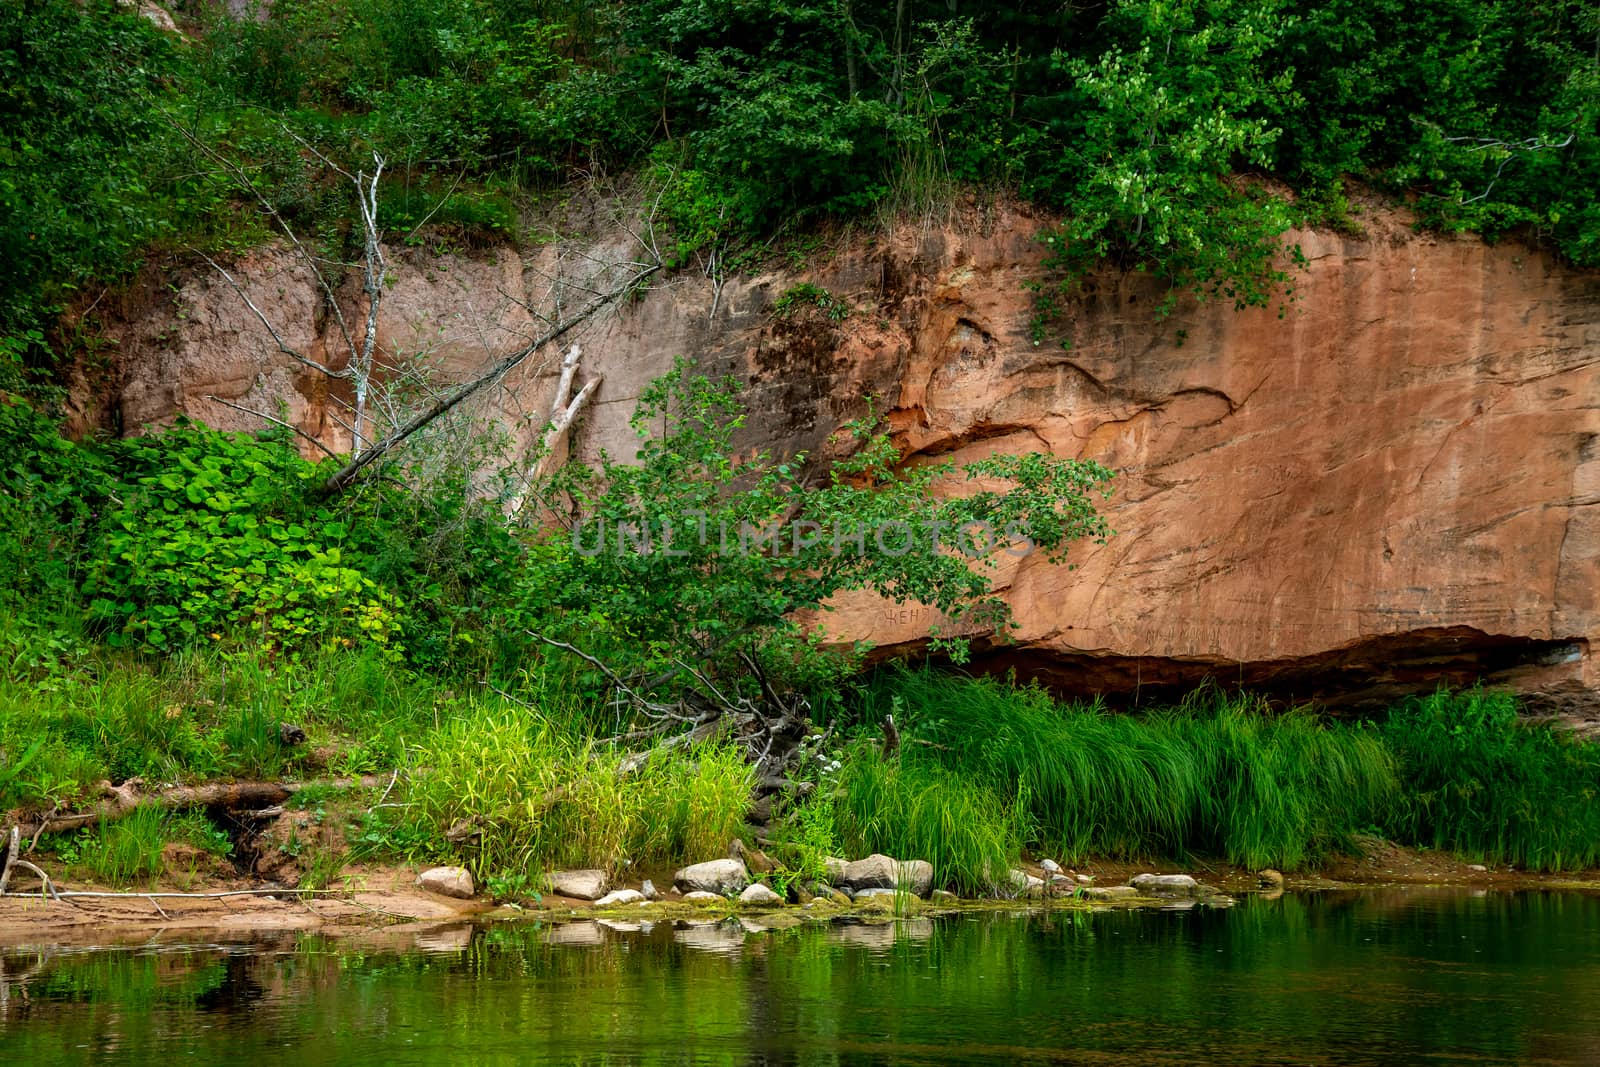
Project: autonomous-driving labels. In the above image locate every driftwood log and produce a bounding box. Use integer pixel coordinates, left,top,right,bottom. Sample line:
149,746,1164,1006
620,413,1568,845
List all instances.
11,774,395,841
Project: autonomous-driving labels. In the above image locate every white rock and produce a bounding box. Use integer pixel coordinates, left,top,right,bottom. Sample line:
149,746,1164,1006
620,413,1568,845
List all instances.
1082,885,1139,901
1040,858,1062,873
841,854,896,889
1005,868,1046,897
417,866,475,899
594,889,645,907
1130,873,1201,895
895,860,935,896
738,883,784,907
682,890,725,904
548,869,609,901
1467,864,1488,873
1075,874,1095,885
641,879,660,900
674,858,749,894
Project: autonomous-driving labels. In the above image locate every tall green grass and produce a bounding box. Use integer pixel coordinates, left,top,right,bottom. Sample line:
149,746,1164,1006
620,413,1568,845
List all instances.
407,708,752,878
1382,688,1600,871
54,806,233,887
831,746,1029,894
867,670,1398,872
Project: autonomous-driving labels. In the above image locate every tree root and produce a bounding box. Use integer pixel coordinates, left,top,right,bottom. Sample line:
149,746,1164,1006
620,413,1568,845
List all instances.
1,829,64,902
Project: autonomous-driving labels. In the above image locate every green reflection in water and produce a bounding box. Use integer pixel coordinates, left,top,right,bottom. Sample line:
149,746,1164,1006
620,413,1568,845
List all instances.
4,891,1599,1066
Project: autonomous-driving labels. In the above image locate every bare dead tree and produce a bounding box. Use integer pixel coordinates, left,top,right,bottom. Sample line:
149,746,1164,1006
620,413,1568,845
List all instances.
163,111,391,456
503,343,605,520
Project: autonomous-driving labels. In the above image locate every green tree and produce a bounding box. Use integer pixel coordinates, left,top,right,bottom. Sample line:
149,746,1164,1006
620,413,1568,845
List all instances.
522,364,1113,718
1038,0,1301,314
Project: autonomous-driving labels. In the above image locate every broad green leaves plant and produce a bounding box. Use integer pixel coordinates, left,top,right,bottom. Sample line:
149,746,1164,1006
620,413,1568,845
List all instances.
85,422,403,657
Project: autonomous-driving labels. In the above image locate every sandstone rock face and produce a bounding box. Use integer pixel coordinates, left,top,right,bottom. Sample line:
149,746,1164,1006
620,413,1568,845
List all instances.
94,201,1600,715
417,866,475,899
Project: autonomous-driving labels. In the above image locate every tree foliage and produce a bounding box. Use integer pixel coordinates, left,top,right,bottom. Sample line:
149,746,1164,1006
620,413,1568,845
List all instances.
4,0,1597,382
523,365,1113,697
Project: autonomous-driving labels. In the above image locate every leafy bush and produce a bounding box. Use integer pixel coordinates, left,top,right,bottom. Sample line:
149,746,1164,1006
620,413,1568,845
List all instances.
1033,0,1302,315
0,399,109,616
525,364,1113,702
0,2,176,354
85,423,404,657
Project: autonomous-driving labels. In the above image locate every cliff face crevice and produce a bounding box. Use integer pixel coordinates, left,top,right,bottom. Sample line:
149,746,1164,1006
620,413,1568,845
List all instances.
92,201,1600,718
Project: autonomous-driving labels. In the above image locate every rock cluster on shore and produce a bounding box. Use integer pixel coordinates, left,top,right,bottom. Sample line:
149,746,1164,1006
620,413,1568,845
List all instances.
409,844,1239,913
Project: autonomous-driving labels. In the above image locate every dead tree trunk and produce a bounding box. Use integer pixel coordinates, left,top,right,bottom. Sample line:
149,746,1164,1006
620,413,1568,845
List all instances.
505,343,603,520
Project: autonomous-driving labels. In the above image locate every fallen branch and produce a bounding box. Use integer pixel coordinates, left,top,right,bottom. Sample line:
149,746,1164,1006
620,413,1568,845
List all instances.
0,844,64,908
5,887,398,901
14,773,395,840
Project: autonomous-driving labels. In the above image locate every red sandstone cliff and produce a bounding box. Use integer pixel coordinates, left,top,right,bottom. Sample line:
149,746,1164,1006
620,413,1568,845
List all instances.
91,200,1600,716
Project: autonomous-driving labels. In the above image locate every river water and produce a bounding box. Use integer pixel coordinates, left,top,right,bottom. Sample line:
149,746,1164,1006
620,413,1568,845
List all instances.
3,889,1597,1065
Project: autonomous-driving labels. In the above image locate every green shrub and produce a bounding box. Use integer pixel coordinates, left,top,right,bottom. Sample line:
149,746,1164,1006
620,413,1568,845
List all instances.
84,422,404,657
0,399,109,616
1382,688,1600,871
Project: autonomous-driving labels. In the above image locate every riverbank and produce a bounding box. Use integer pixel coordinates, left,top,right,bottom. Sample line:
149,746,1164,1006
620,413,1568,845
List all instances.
4,844,1598,950
8,651,1600,931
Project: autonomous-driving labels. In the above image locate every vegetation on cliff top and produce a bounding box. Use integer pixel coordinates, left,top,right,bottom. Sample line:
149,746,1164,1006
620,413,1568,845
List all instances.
4,0,1598,380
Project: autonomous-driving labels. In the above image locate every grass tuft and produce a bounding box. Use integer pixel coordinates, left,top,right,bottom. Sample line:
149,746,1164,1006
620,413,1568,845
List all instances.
866,669,1399,872
1381,687,1600,871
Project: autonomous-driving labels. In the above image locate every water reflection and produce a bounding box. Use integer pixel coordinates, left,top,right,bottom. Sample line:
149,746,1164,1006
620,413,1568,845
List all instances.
2,891,1598,1065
